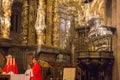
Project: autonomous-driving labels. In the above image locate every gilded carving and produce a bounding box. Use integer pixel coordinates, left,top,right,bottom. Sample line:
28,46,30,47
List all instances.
53,0,59,48
59,0,105,27
90,0,105,24
28,0,36,45
21,0,29,45
35,0,46,45
0,0,13,39
45,0,53,46
77,0,105,26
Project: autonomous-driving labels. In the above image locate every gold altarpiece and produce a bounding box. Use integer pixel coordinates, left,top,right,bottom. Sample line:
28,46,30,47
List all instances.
0,0,110,80
21,0,37,45
20,0,60,48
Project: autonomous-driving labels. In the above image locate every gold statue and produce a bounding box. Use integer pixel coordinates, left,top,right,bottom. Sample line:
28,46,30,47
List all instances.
35,0,46,45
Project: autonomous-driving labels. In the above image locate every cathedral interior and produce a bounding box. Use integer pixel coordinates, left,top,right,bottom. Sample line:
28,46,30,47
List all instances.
0,0,120,80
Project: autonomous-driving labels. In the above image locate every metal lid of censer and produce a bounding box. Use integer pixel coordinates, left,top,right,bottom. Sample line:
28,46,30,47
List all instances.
88,17,113,51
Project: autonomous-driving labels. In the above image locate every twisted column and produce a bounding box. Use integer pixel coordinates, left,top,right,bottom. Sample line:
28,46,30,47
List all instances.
20,0,29,45
46,0,53,46
28,0,36,45
0,0,13,39
53,0,59,48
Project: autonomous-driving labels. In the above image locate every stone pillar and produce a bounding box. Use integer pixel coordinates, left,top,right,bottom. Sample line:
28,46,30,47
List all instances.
0,0,13,39
112,0,118,80
46,0,53,46
115,0,120,80
20,0,29,45
53,0,59,48
28,0,36,45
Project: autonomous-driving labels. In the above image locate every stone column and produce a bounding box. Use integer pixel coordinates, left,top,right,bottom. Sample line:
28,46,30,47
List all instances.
0,0,13,39
35,0,46,45
20,0,29,45
53,0,59,48
112,0,118,80
28,0,36,45
112,0,117,27
115,0,120,80
46,0,53,46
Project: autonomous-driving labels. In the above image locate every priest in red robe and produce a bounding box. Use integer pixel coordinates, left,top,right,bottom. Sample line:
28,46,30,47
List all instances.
31,57,42,80
3,55,18,74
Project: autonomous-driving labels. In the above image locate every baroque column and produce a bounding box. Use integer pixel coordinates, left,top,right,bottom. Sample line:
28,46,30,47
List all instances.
20,0,29,45
0,0,13,39
53,0,59,48
35,0,46,45
46,0,53,46
28,0,37,45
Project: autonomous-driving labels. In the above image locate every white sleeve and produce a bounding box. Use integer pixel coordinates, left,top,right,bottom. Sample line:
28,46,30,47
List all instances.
30,69,34,77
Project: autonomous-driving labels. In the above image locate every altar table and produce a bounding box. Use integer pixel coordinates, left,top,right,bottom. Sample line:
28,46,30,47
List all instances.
0,74,29,80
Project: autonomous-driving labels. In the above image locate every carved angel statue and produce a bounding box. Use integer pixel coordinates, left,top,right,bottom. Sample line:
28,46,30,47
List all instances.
35,0,46,45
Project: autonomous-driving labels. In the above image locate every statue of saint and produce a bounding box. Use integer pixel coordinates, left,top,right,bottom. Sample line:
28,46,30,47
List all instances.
35,0,46,45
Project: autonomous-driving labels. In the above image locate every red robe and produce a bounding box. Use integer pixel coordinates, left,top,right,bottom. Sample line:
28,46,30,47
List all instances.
3,61,18,74
32,63,42,80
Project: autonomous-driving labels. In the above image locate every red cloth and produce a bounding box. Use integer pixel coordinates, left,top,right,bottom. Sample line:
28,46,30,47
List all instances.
32,63,42,80
30,77,34,80
3,61,18,74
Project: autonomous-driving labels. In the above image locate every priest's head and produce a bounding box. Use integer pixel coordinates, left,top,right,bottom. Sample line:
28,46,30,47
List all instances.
6,54,12,59
6,54,13,62
27,64,33,69
32,57,39,64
